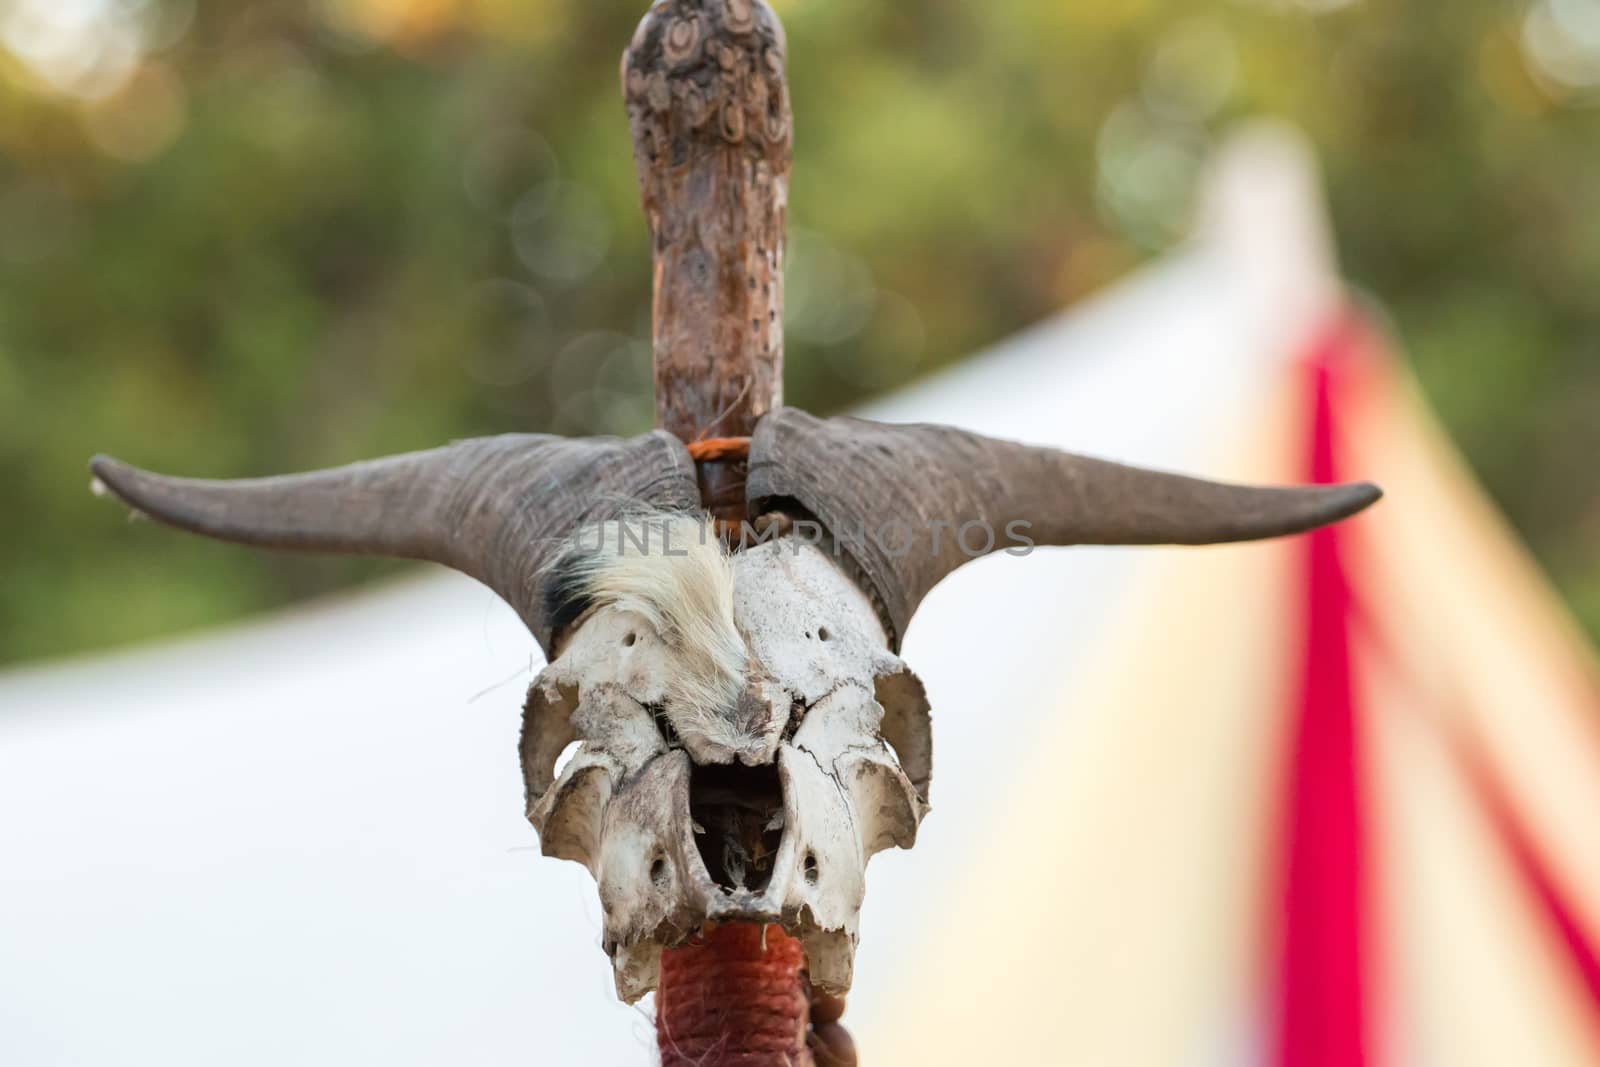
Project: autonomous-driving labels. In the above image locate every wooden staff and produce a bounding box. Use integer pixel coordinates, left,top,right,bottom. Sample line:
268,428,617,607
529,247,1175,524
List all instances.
624,0,788,530
623,2,851,1064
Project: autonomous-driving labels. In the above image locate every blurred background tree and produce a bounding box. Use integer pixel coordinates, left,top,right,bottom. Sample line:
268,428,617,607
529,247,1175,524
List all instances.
0,0,1596,664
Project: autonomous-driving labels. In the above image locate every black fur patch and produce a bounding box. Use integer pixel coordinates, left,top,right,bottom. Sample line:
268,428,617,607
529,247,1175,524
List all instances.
542,552,594,638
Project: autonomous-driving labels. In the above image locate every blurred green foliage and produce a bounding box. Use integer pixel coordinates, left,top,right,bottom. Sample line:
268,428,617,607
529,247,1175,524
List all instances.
0,0,1596,664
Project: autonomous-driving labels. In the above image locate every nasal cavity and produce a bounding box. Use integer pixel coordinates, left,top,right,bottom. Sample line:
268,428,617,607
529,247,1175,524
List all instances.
689,761,784,894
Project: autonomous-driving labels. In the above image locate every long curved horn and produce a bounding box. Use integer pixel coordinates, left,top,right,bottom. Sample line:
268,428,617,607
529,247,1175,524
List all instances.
747,410,1380,648
91,431,699,654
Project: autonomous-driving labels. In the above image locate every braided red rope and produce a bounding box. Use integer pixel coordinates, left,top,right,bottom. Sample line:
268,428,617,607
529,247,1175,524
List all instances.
657,925,810,1066
656,924,856,1066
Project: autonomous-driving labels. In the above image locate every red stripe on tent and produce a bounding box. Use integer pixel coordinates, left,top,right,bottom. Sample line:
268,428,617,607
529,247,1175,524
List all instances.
1331,320,1600,1042
1273,316,1371,1067
1453,718,1600,1024
1342,563,1600,1039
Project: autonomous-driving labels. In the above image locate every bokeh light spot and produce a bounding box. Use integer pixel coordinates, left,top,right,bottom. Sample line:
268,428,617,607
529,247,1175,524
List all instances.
84,61,188,162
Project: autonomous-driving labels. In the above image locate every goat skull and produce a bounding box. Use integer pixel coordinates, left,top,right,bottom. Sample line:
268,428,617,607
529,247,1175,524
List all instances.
523,523,927,998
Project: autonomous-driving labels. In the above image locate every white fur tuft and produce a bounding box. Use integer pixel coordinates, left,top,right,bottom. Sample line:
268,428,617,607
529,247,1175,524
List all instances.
562,513,746,747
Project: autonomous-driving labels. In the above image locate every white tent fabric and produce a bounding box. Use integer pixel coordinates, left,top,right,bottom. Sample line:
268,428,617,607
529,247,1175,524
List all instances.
0,125,1335,1066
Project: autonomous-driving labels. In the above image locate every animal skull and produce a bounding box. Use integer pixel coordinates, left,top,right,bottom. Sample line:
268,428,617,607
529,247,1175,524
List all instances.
521,520,929,999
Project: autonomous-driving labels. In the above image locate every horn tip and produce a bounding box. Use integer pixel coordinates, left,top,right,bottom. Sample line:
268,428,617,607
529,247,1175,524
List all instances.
1305,480,1381,532
1342,480,1383,516
88,454,137,501
89,453,129,477
88,454,159,522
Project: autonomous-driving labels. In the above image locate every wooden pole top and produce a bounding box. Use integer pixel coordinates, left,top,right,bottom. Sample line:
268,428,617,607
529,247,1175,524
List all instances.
623,0,793,446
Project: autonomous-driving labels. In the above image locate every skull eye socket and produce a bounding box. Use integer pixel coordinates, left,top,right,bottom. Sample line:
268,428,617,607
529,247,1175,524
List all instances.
874,663,932,805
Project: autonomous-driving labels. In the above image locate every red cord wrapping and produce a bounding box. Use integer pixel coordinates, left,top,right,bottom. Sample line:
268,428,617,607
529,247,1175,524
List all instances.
686,437,752,463
657,924,810,1066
